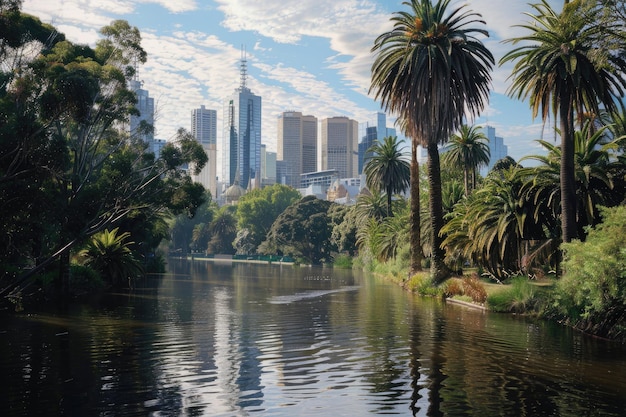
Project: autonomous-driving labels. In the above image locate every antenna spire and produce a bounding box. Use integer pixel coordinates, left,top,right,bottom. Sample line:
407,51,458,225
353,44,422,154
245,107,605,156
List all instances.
239,45,247,90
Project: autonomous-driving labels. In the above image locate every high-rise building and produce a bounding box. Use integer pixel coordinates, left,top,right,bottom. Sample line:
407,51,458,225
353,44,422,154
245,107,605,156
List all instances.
358,112,397,174
261,144,276,186
321,116,358,179
277,111,318,188
129,79,154,142
191,105,217,146
222,53,262,190
191,105,218,197
481,125,508,174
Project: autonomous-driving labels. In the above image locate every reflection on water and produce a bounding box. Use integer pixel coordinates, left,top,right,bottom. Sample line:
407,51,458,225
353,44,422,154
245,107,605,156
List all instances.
1,259,626,416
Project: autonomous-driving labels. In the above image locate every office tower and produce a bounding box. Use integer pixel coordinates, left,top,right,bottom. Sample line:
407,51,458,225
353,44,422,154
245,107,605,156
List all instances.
277,111,318,188
481,125,508,174
261,144,276,187
129,79,155,142
358,112,397,174
191,105,218,197
321,116,359,179
191,105,217,146
222,53,262,190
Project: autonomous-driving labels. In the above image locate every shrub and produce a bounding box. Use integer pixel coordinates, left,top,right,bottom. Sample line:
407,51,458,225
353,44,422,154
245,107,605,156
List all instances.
549,206,626,339
443,278,464,298
70,265,105,294
333,254,353,269
487,276,536,313
462,274,487,304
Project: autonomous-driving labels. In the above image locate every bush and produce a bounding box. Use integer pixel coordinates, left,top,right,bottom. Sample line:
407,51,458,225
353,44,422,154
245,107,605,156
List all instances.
487,276,536,313
462,274,487,304
70,265,105,294
549,206,626,339
333,254,353,269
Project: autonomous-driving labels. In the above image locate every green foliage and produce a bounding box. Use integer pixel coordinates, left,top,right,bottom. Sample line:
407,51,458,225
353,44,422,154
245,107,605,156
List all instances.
364,135,410,217
78,228,143,288
259,195,333,265
69,264,105,294
1,14,207,297
371,0,494,283
235,184,301,251
206,207,237,255
333,254,353,269
549,206,626,339
442,125,490,196
487,277,537,313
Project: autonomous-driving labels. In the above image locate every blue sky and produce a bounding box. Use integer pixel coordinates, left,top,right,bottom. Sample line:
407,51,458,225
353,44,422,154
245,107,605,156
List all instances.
23,0,563,162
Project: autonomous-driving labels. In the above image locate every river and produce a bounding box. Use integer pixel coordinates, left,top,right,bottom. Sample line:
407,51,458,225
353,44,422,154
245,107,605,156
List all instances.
1,259,625,416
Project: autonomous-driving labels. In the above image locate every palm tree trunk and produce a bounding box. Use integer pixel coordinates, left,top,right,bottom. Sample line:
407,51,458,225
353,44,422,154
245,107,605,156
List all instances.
410,140,423,273
386,185,393,217
560,91,577,243
463,168,470,197
427,142,450,284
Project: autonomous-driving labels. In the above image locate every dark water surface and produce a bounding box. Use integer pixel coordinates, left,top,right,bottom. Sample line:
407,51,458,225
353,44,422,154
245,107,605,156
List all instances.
1,260,626,416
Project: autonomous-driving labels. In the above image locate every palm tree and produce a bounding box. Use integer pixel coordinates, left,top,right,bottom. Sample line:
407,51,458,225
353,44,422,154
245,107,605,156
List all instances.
355,190,389,223
442,125,490,196
78,228,143,287
370,0,494,283
521,122,624,239
501,0,626,243
363,136,410,217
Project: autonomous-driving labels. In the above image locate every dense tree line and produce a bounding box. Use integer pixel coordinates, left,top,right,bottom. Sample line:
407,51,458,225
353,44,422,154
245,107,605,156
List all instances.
1,4,206,300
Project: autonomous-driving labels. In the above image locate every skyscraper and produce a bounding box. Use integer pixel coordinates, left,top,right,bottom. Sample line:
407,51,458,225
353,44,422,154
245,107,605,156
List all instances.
277,111,318,188
222,53,262,190
481,125,508,174
191,105,217,146
129,79,154,142
191,105,217,197
321,116,358,179
358,112,397,174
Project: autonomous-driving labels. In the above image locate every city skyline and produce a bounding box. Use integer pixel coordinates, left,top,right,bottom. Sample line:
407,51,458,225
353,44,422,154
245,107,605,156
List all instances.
22,0,565,164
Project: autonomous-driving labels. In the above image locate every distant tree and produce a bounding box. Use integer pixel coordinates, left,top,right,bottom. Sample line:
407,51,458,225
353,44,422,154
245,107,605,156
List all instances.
364,135,410,217
207,207,237,255
442,125,490,196
235,184,301,250
259,196,333,265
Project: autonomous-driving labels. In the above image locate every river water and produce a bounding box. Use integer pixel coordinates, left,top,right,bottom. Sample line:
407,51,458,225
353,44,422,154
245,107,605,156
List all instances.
1,260,625,416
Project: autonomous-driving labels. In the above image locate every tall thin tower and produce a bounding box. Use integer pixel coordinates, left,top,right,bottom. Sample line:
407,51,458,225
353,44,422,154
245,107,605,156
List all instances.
222,48,262,190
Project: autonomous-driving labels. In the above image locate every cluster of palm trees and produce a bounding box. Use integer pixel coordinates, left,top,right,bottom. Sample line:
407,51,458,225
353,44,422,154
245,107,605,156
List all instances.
369,0,626,283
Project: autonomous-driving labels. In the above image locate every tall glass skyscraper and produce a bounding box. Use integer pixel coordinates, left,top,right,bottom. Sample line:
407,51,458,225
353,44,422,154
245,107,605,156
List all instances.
191,105,218,197
222,55,262,190
129,79,154,142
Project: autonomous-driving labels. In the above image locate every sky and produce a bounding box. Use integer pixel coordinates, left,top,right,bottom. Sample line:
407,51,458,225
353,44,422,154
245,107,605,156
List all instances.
22,0,564,163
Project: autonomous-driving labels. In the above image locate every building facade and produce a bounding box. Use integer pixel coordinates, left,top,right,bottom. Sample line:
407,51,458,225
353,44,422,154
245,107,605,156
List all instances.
222,56,262,190
277,111,318,188
358,112,397,174
321,116,358,179
191,105,218,197
481,125,508,174
129,79,154,142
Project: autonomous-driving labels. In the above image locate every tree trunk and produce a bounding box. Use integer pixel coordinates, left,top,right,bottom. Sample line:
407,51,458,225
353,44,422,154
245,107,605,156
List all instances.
464,167,470,197
427,142,450,284
386,185,393,217
409,141,423,274
560,91,577,243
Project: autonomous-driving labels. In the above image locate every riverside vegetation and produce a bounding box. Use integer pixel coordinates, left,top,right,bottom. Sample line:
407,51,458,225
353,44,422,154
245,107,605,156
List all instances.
2,0,626,341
